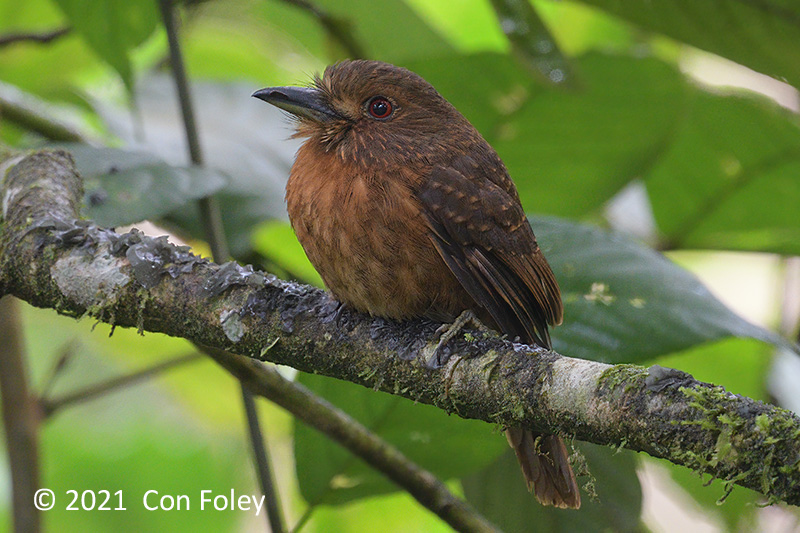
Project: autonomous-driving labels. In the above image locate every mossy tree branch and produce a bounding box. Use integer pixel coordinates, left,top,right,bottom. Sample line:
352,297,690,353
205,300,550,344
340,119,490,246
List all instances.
0,150,498,533
2,150,800,508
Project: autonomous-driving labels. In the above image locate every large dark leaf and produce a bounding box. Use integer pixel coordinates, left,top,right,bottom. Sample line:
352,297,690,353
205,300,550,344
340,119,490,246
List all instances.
54,144,228,227
580,0,800,89
410,53,690,218
497,54,688,218
411,52,800,254
462,444,643,533
645,91,800,254
314,0,454,61
95,77,297,254
294,373,506,505
487,0,578,87
534,216,787,363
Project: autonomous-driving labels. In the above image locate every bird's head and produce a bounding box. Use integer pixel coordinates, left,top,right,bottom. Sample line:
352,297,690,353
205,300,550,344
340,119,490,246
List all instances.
253,60,475,166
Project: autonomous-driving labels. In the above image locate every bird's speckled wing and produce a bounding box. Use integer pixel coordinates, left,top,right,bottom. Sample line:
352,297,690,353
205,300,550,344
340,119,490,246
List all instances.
418,156,562,348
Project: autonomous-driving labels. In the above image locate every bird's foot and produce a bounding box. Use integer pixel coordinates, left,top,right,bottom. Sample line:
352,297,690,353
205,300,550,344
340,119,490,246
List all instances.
434,309,488,348
426,310,489,367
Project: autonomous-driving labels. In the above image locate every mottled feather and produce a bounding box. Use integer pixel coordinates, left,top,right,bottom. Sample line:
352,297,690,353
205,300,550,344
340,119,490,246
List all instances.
419,160,562,348
256,59,579,509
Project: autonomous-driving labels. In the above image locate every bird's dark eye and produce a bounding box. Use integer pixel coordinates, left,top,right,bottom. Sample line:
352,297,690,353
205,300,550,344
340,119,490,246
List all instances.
367,96,393,120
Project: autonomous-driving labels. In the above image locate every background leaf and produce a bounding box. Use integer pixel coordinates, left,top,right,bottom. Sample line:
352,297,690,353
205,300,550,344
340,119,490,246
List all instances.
536,216,786,362
50,0,158,91
579,0,800,88
56,144,229,228
410,53,690,218
314,0,453,61
462,443,644,533
95,77,298,254
645,91,800,254
294,373,507,505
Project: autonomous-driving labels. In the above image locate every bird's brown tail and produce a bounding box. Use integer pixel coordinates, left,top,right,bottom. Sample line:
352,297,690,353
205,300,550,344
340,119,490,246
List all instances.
505,428,581,509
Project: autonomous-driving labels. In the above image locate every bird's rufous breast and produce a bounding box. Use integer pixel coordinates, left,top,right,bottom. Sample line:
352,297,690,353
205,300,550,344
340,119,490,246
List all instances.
286,141,472,320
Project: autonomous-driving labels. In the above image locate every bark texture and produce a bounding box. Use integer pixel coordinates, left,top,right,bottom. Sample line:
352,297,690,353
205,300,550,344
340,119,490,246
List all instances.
2,150,799,506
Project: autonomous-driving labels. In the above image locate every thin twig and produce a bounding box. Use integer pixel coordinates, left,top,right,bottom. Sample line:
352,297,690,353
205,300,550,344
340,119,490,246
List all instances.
292,396,403,528
0,81,86,142
157,2,284,531
0,296,41,533
158,0,228,261
290,506,314,533
240,390,286,532
38,340,77,400
41,352,203,417
0,27,70,47
204,348,502,533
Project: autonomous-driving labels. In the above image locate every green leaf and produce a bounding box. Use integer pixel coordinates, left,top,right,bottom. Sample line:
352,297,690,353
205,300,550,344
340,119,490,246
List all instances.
307,489,453,532
20,305,246,533
403,0,508,53
94,78,296,255
499,53,688,218
294,373,507,505
55,144,228,227
487,0,578,87
654,337,772,401
0,0,100,102
50,0,158,91
462,444,644,533
412,51,800,242
660,460,761,531
409,53,690,218
535,216,786,363
166,192,282,258
314,0,454,61
186,0,327,84
645,91,800,255
579,0,800,89
406,53,531,136
91,76,299,257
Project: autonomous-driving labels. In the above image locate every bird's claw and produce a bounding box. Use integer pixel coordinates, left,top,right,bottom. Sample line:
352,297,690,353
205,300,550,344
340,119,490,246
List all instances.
426,310,488,367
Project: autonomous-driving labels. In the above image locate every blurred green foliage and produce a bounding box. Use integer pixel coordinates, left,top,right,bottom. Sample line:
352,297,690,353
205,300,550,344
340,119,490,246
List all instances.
2,0,799,531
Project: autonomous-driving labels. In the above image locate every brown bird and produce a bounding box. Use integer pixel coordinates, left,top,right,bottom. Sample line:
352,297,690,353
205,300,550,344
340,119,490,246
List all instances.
253,60,580,508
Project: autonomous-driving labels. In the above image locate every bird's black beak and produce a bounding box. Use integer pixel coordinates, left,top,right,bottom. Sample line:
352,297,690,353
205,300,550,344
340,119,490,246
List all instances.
252,86,339,123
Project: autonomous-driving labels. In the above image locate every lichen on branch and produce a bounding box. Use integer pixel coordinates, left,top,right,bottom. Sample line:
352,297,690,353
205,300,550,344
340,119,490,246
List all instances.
2,149,800,506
